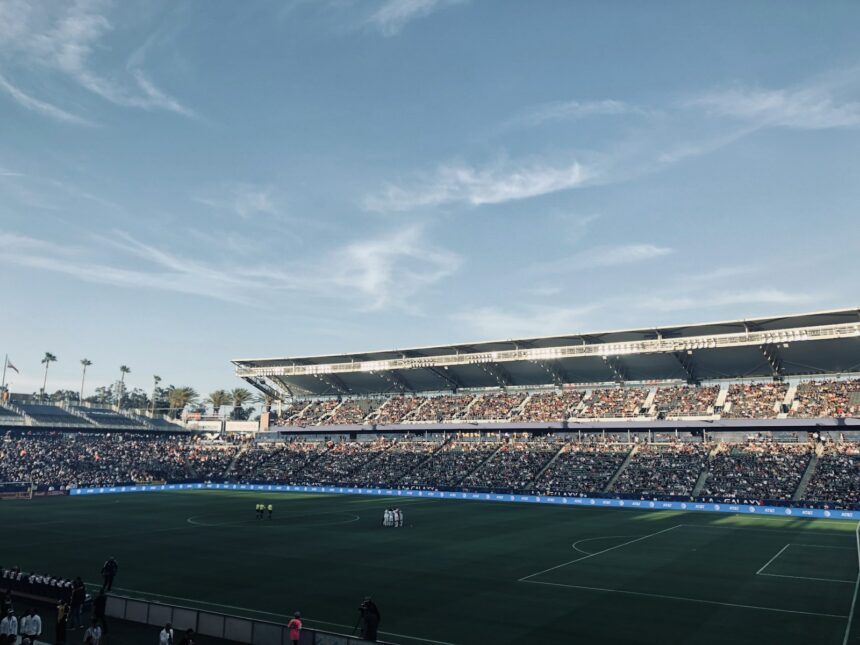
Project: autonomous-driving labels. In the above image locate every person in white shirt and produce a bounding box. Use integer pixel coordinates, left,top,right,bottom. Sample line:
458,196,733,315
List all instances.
20,608,41,639
160,621,174,645
0,609,17,637
394,508,403,527
84,619,103,645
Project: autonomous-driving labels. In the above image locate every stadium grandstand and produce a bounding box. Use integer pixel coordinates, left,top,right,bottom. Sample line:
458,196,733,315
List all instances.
231,307,860,430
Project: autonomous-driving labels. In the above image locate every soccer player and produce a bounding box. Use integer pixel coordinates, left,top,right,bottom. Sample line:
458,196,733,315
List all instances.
382,508,391,527
267,503,273,519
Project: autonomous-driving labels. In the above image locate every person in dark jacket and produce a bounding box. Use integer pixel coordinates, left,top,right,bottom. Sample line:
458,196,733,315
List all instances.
93,591,108,634
69,578,85,630
100,557,118,592
359,597,381,642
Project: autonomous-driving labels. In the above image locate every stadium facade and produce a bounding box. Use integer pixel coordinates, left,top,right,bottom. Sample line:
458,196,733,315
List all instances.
233,307,860,431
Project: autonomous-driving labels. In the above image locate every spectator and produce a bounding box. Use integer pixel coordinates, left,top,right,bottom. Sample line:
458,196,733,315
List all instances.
159,622,174,645
101,557,118,592
56,601,69,645
84,618,103,645
20,608,41,641
288,612,302,645
0,610,16,639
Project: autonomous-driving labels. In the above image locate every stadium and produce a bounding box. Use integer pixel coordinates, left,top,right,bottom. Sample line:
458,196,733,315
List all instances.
2,308,860,644
3,3,860,645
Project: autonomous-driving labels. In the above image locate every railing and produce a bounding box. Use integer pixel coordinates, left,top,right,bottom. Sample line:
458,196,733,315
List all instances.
105,593,395,645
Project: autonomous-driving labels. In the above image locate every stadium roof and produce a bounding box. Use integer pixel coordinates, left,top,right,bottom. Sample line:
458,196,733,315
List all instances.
234,307,860,399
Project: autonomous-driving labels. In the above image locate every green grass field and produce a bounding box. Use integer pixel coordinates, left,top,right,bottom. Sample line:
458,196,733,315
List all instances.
2,491,859,644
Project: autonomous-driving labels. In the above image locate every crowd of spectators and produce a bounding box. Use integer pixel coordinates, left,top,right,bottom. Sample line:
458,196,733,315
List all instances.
0,433,237,488
790,379,860,419
612,443,709,497
327,400,380,425
373,397,425,425
294,440,386,485
407,395,474,423
4,430,860,507
233,442,325,483
461,393,527,421
723,382,788,419
399,441,498,488
462,440,560,491
513,391,584,422
653,385,719,417
805,443,860,508
350,441,441,487
702,442,812,501
533,443,631,496
580,388,648,418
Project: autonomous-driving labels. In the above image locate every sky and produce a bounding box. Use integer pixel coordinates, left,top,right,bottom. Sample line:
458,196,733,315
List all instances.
0,0,859,398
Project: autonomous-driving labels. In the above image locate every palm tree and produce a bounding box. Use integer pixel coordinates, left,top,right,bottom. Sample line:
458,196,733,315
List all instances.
79,359,92,404
166,385,198,419
230,387,254,420
254,392,277,413
206,389,231,417
40,352,57,401
118,365,131,409
150,375,162,416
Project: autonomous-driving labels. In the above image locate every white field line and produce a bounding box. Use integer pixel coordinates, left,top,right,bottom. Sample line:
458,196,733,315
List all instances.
756,544,791,575
85,584,458,645
758,572,856,585
520,579,848,619
519,524,681,582
185,511,360,527
842,522,860,645
680,523,853,535
790,543,856,550
571,535,637,555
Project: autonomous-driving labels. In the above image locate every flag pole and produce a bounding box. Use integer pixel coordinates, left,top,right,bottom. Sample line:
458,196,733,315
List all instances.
1,354,7,392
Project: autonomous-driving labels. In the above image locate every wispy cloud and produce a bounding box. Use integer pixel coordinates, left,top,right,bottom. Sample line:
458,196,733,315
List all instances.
0,226,460,312
365,158,592,212
506,99,646,129
0,0,194,120
631,288,815,313
193,184,280,220
328,225,461,310
366,0,464,36
452,304,598,340
529,243,673,276
0,73,94,125
685,83,860,130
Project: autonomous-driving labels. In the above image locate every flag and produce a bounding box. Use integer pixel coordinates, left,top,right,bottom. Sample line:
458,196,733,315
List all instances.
5,359,18,374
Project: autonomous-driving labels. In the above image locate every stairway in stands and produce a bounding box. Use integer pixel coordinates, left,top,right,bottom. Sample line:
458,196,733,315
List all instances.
604,445,638,493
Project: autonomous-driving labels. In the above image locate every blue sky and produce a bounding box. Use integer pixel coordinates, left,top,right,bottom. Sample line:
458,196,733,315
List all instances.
1,0,859,397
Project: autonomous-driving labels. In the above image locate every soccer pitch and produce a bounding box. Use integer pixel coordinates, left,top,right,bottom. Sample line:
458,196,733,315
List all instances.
3,491,859,644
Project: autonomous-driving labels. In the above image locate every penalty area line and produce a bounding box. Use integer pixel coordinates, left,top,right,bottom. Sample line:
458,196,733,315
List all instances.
519,524,682,582
843,521,860,645
520,579,847,620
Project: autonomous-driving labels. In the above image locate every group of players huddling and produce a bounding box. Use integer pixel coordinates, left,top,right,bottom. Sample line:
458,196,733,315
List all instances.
382,507,404,527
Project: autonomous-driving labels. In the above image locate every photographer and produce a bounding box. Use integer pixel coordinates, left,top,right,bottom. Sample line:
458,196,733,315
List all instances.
358,596,381,642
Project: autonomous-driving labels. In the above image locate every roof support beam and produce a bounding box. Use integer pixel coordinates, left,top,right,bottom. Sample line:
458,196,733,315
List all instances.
672,351,699,385
373,369,414,394
603,356,628,383
760,343,785,378
479,362,513,387
533,360,569,387
426,366,462,391
314,373,352,396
